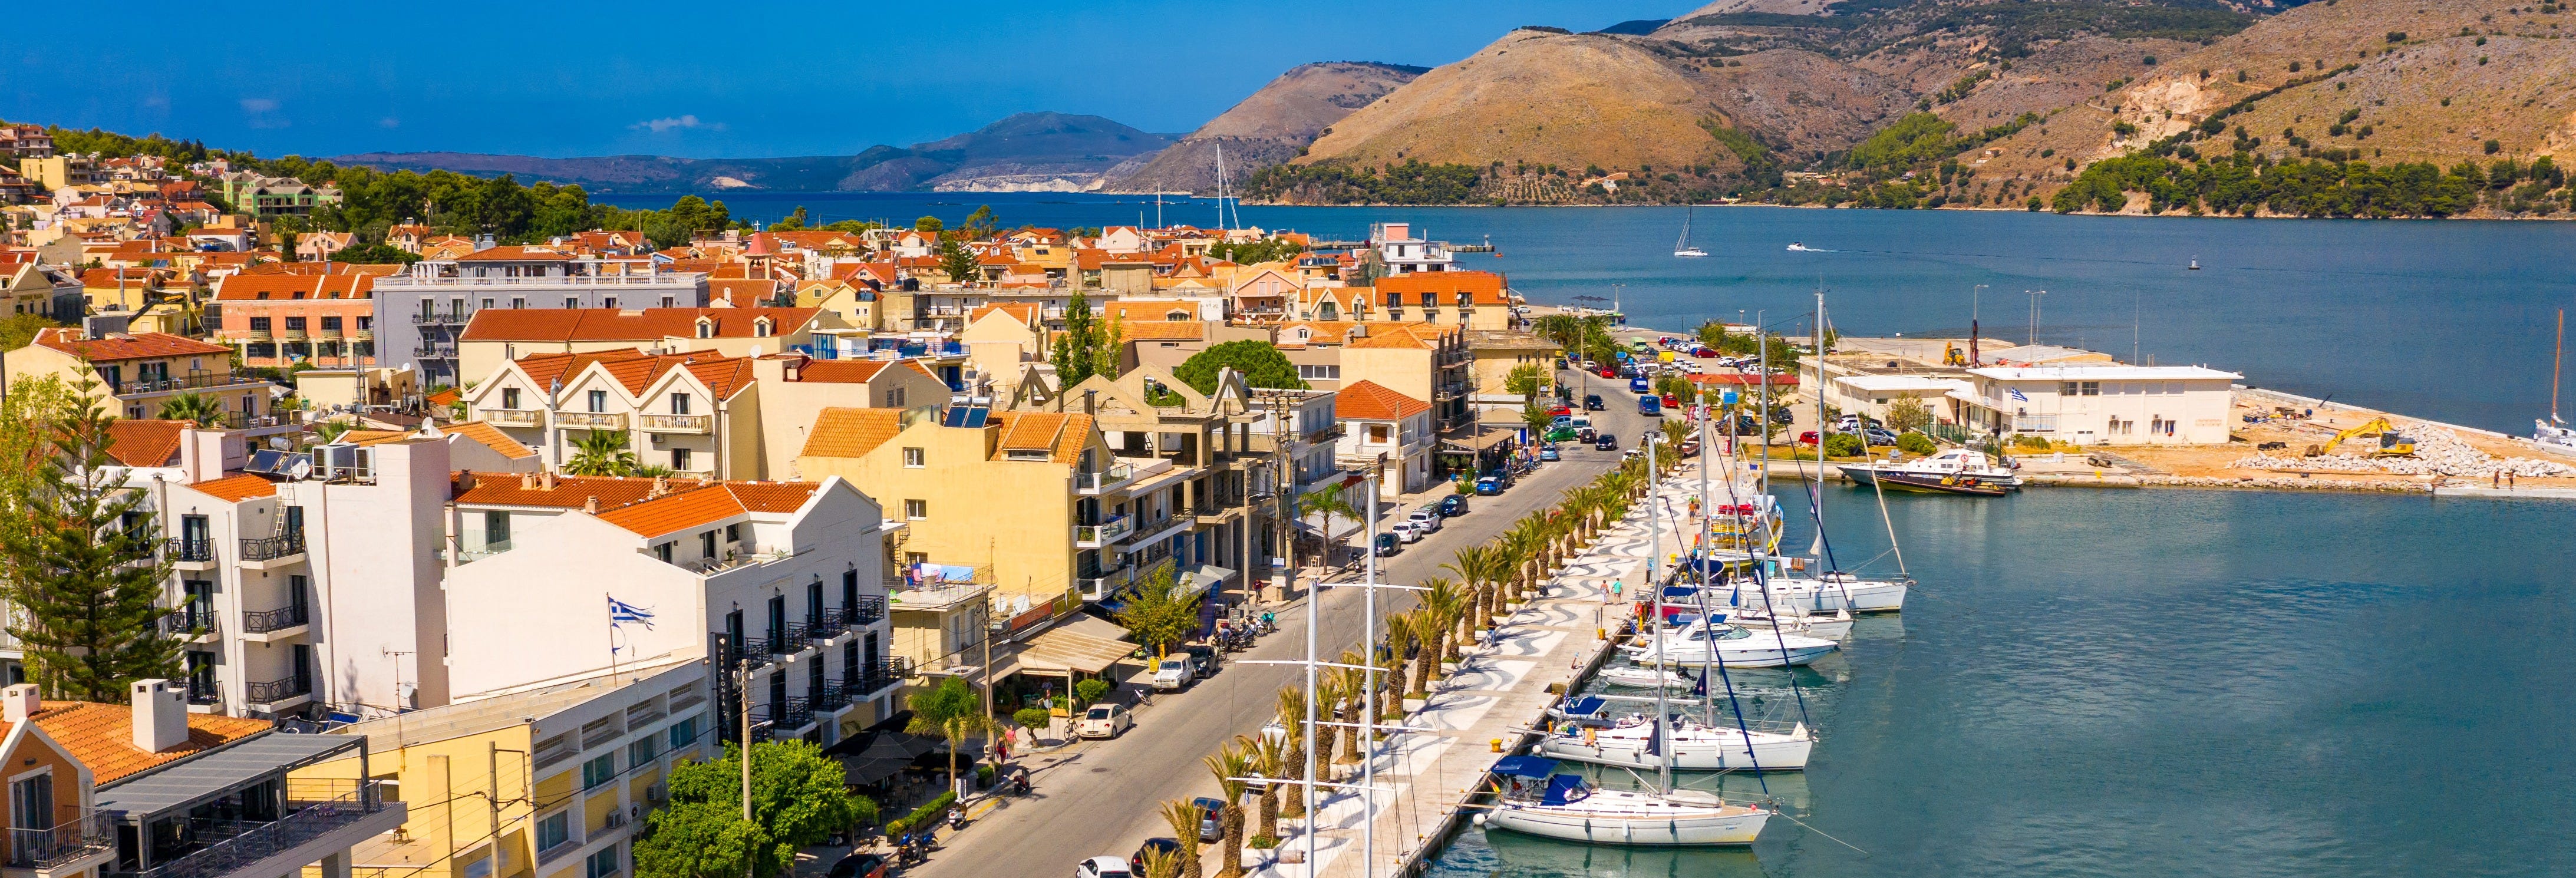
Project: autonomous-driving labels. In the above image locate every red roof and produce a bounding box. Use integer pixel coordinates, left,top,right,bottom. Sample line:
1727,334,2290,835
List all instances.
1335,380,1430,421
31,328,229,362
213,273,375,301
104,420,187,467
190,474,278,502
595,482,822,537
460,308,819,342
511,349,756,398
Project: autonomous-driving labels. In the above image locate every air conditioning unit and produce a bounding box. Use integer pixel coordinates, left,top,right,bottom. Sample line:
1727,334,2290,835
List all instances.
645,782,667,803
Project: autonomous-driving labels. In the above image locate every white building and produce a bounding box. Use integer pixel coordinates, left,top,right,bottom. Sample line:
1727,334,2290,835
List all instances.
1369,222,1455,275
1961,365,2241,445
1332,380,1435,495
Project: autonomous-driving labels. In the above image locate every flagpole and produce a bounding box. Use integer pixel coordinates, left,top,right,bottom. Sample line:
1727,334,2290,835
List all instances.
608,593,619,686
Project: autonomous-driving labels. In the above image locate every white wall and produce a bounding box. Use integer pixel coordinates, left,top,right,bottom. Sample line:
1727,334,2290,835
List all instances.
314,440,451,712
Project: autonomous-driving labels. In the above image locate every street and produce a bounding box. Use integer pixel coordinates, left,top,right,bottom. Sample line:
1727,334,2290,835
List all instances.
911,370,1664,876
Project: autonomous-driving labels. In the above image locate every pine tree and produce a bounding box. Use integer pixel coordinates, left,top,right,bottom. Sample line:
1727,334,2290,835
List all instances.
0,372,185,701
1049,291,1122,387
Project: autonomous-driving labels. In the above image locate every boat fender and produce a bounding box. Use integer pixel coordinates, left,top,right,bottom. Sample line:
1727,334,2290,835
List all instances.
1472,813,1489,827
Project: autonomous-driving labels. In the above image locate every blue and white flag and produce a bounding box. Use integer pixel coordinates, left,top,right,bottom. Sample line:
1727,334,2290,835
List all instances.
608,596,656,629
2008,387,2030,402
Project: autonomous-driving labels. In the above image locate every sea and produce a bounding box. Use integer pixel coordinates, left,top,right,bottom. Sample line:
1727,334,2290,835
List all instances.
602,192,2576,876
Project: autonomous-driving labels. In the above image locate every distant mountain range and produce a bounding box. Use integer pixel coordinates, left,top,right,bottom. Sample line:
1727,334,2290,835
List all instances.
331,112,1178,194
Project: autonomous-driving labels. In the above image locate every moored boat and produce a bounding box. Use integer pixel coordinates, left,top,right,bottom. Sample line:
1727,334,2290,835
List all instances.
1836,447,2022,496
1478,757,1772,846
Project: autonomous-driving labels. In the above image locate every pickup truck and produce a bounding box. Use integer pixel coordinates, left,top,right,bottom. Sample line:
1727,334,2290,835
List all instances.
1152,656,1194,691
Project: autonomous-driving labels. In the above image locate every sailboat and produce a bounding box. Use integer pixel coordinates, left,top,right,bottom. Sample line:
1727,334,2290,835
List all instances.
1481,437,1772,846
2538,309,2576,454
2188,257,2202,270
1674,206,1708,258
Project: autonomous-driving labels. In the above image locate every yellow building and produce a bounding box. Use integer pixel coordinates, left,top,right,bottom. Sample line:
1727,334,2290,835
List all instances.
1338,322,1474,434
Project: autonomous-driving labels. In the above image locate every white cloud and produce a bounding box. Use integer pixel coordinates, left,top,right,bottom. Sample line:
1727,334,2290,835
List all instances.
631,114,724,134
239,98,279,113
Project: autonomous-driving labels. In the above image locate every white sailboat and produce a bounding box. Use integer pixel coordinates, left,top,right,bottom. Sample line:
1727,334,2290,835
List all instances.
1621,619,1839,668
1541,711,1813,771
2539,309,2576,454
1674,206,1708,258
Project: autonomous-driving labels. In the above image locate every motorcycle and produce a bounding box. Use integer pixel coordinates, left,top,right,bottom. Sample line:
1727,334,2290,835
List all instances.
948,806,967,832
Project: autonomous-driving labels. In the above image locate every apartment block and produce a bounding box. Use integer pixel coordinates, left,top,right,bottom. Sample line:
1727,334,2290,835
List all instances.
374,252,710,385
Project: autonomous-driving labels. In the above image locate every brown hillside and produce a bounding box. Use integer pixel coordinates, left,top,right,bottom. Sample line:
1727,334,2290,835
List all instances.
1106,62,1424,193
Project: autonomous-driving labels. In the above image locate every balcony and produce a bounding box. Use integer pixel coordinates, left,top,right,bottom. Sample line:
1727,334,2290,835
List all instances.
555,411,625,430
846,657,911,700
639,413,712,434
410,308,477,324
484,408,543,427
239,603,309,641
1245,423,1344,453
276,326,308,341
160,608,217,641
768,624,810,655
846,594,888,628
1072,463,1135,495
109,371,265,397
310,324,343,340
1074,515,1133,548
758,698,814,733
127,779,399,878
1126,515,1192,552
243,672,311,707
9,810,116,874
238,532,305,567
1077,565,1135,601
811,682,850,712
164,537,215,566
183,680,222,708
378,272,695,288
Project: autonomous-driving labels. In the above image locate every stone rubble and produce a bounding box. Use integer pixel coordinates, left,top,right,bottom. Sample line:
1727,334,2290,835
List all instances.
2227,427,2576,479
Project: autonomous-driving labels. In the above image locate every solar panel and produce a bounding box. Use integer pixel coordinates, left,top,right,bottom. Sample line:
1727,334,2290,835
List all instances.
245,450,286,475
942,405,989,428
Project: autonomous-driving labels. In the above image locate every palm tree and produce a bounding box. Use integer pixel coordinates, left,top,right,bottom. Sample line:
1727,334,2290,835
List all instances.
1331,656,1368,765
563,430,637,476
1244,732,1289,845
1274,686,1308,819
1139,847,1188,878
1417,577,1468,675
1298,483,1359,567
936,713,989,789
1380,611,1418,706
1202,742,1253,878
1156,799,1204,878
1312,673,1346,770
154,391,225,428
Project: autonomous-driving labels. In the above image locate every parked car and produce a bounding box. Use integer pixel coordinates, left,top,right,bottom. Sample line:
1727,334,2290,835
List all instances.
1474,476,1502,496
1129,839,1182,876
1638,396,1663,417
1797,431,1820,445
1152,657,1194,691
1407,508,1443,533
1691,346,1717,358
1075,704,1134,739
1390,520,1423,543
1193,798,1228,843
827,853,890,878
1548,404,1572,417
1077,856,1133,878
1374,533,1401,556
1539,444,1561,462
1437,494,1469,517
1661,394,1681,408
1595,434,1620,451
1183,644,1218,677
1487,467,1517,487
1864,427,1900,447
1678,438,1701,458
1584,394,1605,411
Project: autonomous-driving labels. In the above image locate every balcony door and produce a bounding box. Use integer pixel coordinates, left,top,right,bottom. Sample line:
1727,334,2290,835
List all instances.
10,770,53,831
766,595,786,643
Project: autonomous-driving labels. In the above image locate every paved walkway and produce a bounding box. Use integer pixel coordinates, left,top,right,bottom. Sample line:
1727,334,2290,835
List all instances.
1245,462,1706,878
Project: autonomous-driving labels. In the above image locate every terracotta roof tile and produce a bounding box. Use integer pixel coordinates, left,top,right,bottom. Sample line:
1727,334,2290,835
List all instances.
446,422,537,460
987,412,1093,465
29,701,272,785
798,408,906,460
1121,321,1205,341
1334,381,1430,421
31,328,229,362
104,419,187,468
190,473,278,502
593,481,820,537
1346,322,1451,349
461,308,818,342
790,360,893,383
453,473,674,509
213,273,375,301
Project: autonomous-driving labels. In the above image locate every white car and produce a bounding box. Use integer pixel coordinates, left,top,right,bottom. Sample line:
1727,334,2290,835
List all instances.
1074,704,1133,739
1389,521,1423,543
1151,657,1194,691
1076,856,1132,878
1406,509,1442,534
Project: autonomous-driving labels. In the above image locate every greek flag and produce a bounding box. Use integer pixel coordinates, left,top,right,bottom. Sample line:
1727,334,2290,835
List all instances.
2008,387,2030,402
608,596,656,629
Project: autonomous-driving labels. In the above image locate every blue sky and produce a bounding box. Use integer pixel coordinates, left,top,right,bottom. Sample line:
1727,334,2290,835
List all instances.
8,1,1683,159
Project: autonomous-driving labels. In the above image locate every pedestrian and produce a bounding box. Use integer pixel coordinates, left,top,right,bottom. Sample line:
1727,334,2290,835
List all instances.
2494,470,2502,488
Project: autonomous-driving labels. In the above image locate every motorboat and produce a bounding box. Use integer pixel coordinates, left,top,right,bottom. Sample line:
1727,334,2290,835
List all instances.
1622,620,1839,668
1727,573,1909,614
1836,447,2023,496
1598,666,1691,688
1477,757,1772,846
2539,418,2576,455
1785,242,1811,252
1539,711,1813,771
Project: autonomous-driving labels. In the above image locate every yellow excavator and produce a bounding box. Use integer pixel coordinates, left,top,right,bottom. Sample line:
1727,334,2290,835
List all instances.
1942,343,1967,366
2306,417,2416,458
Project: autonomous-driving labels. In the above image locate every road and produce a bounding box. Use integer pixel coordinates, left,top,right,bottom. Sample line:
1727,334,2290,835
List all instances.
913,371,1665,874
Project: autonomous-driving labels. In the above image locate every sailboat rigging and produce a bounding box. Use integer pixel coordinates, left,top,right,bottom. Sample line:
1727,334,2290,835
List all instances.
1674,206,1708,258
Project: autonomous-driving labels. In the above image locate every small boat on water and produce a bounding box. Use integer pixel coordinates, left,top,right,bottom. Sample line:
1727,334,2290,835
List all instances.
1622,620,1839,668
1836,447,2023,496
2539,309,2576,455
1732,605,1853,641
1674,206,1708,258
1785,242,1812,252
2189,257,2202,270
1477,757,1772,846
1597,666,1691,688
1540,708,1815,771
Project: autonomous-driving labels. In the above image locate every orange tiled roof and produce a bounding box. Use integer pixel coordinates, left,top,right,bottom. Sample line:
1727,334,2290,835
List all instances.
593,481,822,537
1122,321,1205,341
104,419,187,467
213,273,375,301
460,308,818,342
1334,380,1430,421
444,421,536,460
967,302,1038,326
27,701,272,785
790,359,895,383
424,387,462,407
454,473,671,509
510,350,756,398
988,412,1093,465
1346,322,1452,349
190,473,278,501
31,328,229,362
798,407,905,460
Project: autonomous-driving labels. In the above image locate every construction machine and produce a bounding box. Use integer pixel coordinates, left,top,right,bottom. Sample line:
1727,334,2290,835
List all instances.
2304,417,2417,458
1942,343,1967,367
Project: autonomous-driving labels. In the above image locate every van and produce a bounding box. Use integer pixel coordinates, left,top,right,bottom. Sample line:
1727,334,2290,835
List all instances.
1638,396,1663,417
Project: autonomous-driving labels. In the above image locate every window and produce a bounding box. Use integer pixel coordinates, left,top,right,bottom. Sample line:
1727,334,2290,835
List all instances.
536,811,571,852
1297,365,1340,381
669,393,691,415
659,296,675,309
883,388,906,407
565,297,579,309
904,500,926,520
667,717,698,749
603,296,617,309
672,448,692,471
654,543,674,562
725,523,741,543
1368,424,1391,443
699,531,717,557
586,846,619,878
484,511,510,549
358,316,372,331
285,316,306,331
627,735,658,767
695,319,714,339
588,390,608,412
321,316,342,331
581,753,616,790
249,316,271,331
512,298,526,309
902,447,925,468
482,298,496,311
753,318,773,338
2060,382,2079,397
502,388,520,409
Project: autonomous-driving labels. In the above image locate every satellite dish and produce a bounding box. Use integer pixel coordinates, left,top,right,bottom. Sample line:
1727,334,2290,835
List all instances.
287,458,313,480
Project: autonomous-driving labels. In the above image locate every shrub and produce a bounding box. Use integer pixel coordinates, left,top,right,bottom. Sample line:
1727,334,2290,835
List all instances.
1823,433,1867,458
1896,433,1938,455
899,791,958,830
1014,708,1053,731
976,764,995,787
1074,678,1111,705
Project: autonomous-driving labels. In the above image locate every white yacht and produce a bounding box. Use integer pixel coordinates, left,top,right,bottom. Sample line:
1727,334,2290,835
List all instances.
1540,710,1814,771
1597,666,1691,688
1836,447,2023,496
1622,620,1839,668
1479,757,1772,846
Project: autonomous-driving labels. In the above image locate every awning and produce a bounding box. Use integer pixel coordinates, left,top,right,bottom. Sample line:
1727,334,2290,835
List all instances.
1441,428,1519,454
992,619,1137,677
1180,565,1235,594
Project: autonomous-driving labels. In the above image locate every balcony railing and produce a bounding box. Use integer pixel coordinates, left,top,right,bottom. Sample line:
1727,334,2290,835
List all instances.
239,531,305,562
811,682,850,712
718,635,772,665
164,537,213,562
160,608,217,638
846,657,911,699
1072,464,1135,494
131,780,389,878
243,672,311,705
379,272,693,288
184,681,221,707
555,411,625,430
484,408,543,427
240,603,309,634
1075,516,1133,546
639,413,712,433
413,343,456,357
769,624,809,652
846,594,887,628
755,698,813,732
9,811,116,869
110,371,260,395
410,308,477,324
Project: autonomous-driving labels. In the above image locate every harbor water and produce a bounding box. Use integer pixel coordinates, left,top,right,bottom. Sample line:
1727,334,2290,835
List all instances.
1431,484,2574,877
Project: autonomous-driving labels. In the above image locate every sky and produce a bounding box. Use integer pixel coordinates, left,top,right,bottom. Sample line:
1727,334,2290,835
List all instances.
7,1,1686,160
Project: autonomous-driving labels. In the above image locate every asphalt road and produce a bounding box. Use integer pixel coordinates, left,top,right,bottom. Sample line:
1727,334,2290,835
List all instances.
912,371,1665,876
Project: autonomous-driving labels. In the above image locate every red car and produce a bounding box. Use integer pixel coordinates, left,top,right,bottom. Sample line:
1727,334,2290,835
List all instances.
1548,404,1572,417
1797,431,1820,445
1690,346,1717,358
1598,367,1619,379
1660,394,1680,408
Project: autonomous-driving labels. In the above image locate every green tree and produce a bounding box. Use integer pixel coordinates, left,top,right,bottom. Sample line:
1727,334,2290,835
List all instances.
1697,319,1729,351
1048,291,1124,387
961,204,999,240
635,740,872,878
1884,395,1934,433
1298,483,1360,566
0,372,184,700
563,430,638,476
0,315,62,351
154,391,226,428
330,242,420,265
1174,340,1307,394
936,235,978,285
905,678,985,786
1113,561,1201,658
1208,237,1307,265
915,216,944,232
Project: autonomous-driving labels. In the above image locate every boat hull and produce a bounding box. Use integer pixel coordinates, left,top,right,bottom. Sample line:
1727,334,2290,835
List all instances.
1539,729,1813,771
1485,800,1770,846
1841,464,2014,495
1624,643,1838,668
1720,580,1908,614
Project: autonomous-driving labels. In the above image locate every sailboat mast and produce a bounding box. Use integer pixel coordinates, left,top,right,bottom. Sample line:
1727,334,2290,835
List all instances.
1647,432,1671,793
2554,308,2565,423
1757,308,1770,499
1697,405,1716,724
1812,286,1828,565
1360,472,1379,878
1213,141,1229,230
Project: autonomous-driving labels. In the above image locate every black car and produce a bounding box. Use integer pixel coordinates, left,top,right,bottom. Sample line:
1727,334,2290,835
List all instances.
1437,494,1469,517
1131,838,1182,874
1374,533,1401,556
826,853,889,878
1595,434,1620,450
1584,394,1605,411
1183,643,1218,677
1487,467,1516,487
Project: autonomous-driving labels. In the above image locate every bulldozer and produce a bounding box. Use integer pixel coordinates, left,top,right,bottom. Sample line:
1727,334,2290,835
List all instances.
2304,417,2417,458
1942,342,1967,367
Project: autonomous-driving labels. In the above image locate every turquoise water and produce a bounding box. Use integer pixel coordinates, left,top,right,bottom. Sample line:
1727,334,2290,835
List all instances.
600,192,2576,434
1427,486,2575,878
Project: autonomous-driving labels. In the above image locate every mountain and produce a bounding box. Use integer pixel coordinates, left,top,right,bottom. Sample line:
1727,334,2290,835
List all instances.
1102,62,1427,194
331,112,1175,193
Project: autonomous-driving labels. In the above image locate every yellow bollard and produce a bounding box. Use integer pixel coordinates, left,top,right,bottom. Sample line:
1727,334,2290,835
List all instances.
1489,738,1503,753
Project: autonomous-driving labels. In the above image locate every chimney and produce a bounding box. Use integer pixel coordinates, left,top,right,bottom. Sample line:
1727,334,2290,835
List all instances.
540,471,559,490
649,475,671,498
520,472,537,490
583,495,599,514
130,679,188,752
1,684,37,723
456,470,477,493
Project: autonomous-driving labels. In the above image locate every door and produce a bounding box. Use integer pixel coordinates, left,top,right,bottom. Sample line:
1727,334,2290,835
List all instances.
11,770,54,831
291,645,313,694
766,595,786,643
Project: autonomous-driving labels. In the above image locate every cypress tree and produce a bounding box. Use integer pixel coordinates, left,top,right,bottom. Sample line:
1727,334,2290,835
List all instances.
0,372,184,701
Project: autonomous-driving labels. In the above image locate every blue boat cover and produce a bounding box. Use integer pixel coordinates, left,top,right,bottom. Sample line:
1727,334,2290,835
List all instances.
1491,755,1559,778
1661,585,1699,600
1541,774,1589,806
1559,695,1607,718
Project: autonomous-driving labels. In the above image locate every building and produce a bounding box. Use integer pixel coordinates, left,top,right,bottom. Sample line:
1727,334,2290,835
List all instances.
374,253,711,385
3,328,297,439
296,660,710,878
750,355,953,479
440,474,903,737
1462,328,1561,411
293,231,355,262
0,124,54,159
1372,271,1520,330
461,350,759,479
1,259,81,321
1338,322,1474,435
453,307,820,386
213,173,338,218
1367,222,1455,275
209,272,380,369
1331,381,1435,495
1959,365,2242,444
